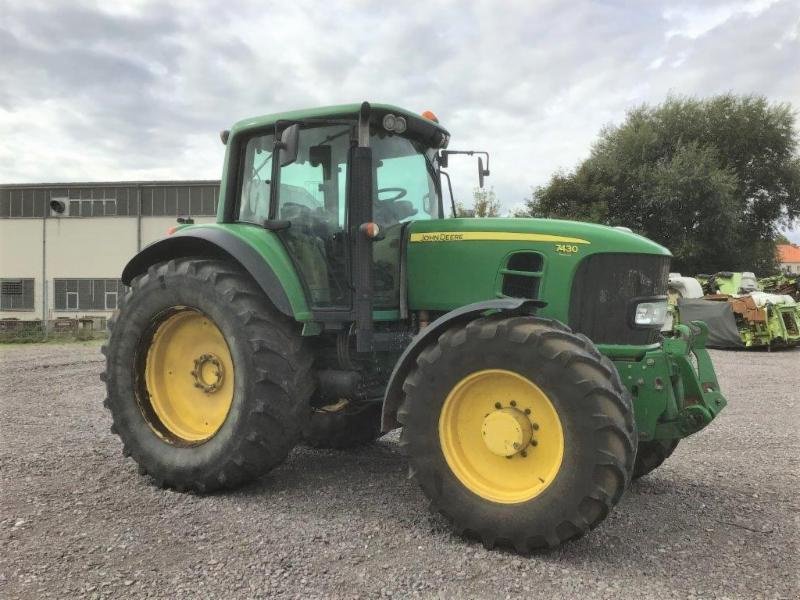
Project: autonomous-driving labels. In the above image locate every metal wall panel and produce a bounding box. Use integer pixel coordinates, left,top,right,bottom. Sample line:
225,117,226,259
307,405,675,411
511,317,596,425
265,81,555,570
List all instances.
0,182,221,218
0,189,9,217
177,186,190,215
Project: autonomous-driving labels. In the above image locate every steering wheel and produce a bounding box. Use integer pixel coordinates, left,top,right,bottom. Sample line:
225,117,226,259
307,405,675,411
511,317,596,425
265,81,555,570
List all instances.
377,187,407,202
281,201,312,216
281,202,339,233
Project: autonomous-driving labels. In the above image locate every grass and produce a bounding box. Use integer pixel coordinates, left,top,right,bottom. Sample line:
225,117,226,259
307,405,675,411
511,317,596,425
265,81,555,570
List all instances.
0,336,107,347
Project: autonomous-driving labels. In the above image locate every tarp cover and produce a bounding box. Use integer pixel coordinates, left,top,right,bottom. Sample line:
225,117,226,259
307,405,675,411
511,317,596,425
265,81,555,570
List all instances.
678,298,744,349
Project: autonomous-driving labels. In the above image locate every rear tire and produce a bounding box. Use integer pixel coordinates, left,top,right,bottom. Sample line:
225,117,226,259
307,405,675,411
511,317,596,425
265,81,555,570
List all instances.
102,258,313,492
399,316,636,553
633,439,680,479
302,400,383,449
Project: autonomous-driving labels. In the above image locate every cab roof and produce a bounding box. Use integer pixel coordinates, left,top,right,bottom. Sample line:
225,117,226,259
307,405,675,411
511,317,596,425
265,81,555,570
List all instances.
230,102,450,140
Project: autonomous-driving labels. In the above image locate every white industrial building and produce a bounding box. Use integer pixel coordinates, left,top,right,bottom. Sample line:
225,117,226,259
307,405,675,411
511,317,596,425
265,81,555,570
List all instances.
0,181,219,325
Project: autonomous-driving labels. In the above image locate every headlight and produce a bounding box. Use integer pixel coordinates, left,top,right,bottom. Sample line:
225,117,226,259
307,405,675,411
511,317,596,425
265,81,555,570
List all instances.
633,300,668,327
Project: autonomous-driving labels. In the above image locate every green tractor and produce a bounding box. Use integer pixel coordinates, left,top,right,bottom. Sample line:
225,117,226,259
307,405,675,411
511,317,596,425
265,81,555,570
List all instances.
103,103,726,553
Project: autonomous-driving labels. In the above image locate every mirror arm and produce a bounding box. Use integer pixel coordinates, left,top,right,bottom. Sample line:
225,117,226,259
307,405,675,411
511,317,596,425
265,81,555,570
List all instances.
440,150,491,188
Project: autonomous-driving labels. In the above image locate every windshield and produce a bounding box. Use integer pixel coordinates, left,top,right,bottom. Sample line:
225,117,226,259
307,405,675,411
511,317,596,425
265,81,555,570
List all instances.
238,126,440,227
371,130,441,226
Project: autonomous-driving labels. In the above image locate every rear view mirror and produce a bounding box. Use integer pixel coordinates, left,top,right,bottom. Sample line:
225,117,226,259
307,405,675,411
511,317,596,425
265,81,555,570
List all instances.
279,124,300,167
440,150,490,188
309,145,332,179
478,157,490,189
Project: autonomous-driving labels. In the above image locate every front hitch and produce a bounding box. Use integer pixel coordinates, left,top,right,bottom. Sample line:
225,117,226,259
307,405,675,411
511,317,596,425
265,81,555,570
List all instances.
661,321,727,436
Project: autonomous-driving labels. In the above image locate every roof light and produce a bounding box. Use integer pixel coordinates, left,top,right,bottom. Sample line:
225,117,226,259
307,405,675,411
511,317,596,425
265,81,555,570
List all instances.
382,113,407,134
421,110,439,123
382,114,397,131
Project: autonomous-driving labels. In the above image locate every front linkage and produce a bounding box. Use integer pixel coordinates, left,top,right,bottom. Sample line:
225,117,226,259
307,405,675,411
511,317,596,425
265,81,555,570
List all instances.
606,321,727,443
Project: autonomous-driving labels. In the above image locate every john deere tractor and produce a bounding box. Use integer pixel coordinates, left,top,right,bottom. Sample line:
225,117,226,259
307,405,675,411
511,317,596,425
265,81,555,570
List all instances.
103,103,726,553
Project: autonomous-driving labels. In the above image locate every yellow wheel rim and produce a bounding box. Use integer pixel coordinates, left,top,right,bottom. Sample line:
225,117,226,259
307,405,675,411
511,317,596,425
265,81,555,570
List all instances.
143,309,234,443
438,369,564,504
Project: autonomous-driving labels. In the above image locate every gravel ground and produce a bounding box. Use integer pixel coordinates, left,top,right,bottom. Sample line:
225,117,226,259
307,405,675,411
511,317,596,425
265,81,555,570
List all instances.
1,342,798,599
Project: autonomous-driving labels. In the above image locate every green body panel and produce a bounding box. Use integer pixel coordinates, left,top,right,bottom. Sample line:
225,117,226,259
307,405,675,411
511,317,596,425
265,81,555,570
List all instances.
710,272,760,295
714,273,743,295
177,222,313,321
406,217,669,323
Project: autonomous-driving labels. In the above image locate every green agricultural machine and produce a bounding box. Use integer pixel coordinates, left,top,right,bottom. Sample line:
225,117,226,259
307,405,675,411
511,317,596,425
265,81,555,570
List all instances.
693,271,800,348
103,103,727,553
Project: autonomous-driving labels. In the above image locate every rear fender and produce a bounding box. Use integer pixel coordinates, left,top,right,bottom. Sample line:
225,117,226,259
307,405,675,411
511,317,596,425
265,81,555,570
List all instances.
121,226,311,320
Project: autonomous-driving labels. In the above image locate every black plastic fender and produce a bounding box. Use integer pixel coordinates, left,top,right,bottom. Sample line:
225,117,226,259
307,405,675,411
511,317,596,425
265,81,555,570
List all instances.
121,228,294,316
380,298,546,431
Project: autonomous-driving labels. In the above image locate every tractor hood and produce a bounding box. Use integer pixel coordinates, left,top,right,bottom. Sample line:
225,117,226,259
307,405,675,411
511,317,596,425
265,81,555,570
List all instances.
405,217,671,326
407,217,670,257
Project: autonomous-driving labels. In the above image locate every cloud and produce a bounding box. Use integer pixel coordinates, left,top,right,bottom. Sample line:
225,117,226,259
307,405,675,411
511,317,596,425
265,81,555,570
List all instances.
1,0,798,242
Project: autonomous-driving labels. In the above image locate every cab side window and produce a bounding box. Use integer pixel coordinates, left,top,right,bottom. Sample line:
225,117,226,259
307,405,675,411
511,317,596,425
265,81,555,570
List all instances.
276,125,350,230
276,125,352,307
238,134,275,224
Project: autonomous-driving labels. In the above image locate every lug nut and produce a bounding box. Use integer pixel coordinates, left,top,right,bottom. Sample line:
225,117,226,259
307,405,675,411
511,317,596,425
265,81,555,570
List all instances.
510,400,517,407
520,451,527,458
494,402,502,409
530,439,538,446
532,423,539,430
524,408,531,415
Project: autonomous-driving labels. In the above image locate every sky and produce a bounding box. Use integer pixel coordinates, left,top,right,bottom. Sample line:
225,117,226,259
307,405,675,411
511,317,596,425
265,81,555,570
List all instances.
1,0,799,241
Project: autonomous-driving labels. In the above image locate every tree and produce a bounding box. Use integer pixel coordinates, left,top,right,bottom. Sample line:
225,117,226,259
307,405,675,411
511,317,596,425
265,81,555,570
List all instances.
522,95,800,275
464,187,501,217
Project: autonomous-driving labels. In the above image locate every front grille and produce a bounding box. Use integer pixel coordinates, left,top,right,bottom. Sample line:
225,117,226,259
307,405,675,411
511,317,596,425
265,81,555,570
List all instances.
569,253,670,345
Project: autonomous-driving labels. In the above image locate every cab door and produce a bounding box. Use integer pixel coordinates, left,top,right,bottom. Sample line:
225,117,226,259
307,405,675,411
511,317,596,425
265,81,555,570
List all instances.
238,124,354,312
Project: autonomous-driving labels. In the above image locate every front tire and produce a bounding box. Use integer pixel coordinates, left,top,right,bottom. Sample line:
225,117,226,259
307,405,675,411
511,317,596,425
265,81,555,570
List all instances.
399,316,636,553
102,258,313,492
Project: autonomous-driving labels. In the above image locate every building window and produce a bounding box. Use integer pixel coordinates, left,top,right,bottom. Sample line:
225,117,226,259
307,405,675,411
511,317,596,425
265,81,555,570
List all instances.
54,279,124,311
69,198,118,217
140,185,219,216
0,278,35,311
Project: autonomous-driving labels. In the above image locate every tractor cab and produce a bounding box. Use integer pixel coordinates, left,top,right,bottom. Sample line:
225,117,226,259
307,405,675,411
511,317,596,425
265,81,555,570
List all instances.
238,107,439,302
226,102,480,350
